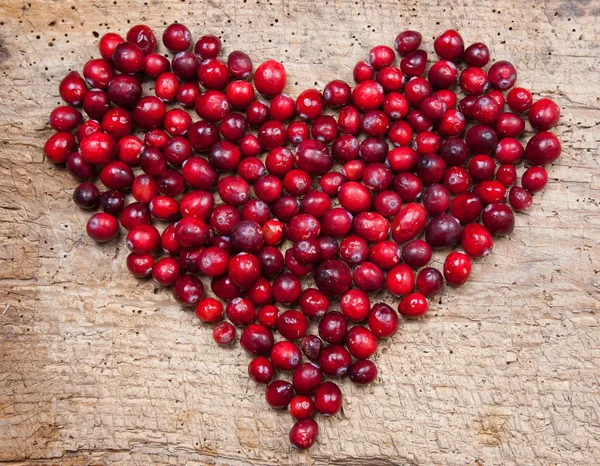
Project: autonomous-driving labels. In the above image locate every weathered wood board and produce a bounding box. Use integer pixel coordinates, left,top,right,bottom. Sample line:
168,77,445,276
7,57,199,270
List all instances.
0,0,599,464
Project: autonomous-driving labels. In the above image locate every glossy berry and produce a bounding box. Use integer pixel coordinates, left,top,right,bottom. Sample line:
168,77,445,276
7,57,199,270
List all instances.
289,419,318,450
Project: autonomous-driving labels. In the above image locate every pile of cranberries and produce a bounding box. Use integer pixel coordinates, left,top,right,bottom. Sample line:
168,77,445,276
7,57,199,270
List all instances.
44,24,561,449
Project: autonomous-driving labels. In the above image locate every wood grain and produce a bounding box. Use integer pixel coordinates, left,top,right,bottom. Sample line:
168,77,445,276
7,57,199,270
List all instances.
0,0,599,464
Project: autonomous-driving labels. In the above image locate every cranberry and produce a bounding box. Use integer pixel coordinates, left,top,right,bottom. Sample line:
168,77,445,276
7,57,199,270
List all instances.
112,41,144,74
217,175,249,206
255,175,283,204
224,297,254,326
507,87,533,113
287,121,310,144
227,50,252,79
73,182,99,210
473,180,507,204
353,60,374,82
248,356,274,384
368,302,398,338
525,131,561,165
294,88,324,121
394,30,422,55
528,98,560,131
385,264,414,296
482,203,515,235
444,166,471,194
391,203,428,243
270,94,295,122
99,32,124,62
300,191,331,219
44,132,76,164
496,112,525,138
239,324,274,355
374,190,403,217
495,137,524,165
245,101,270,126
99,160,133,190
376,67,404,92
99,191,125,215
416,154,446,185
338,289,369,322
293,240,321,265
346,326,377,359
420,96,446,121
461,223,493,257
352,80,385,112
241,198,269,224
258,120,286,149
176,81,200,107
161,23,190,51
496,164,517,187
312,115,339,142
434,29,464,61
226,81,254,110
353,262,384,292
383,92,409,120
272,272,302,305
213,321,236,346
257,305,279,329
256,247,284,278
254,60,286,96
285,248,313,277
428,60,458,90
239,134,262,157
464,42,490,67
263,220,285,246
338,105,361,134
465,125,498,155
488,60,517,90
164,108,192,136
299,288,329,320
449,193,482,224
271,196,300,221
487,89,505,108
353,212,390,243
300,335,322,362
170,51,198,79
195,90,230,122
323,80,351,107
125,224,159,255
194,297,223,323
49,106,82,133
109,74,143,107
197,58,229,90
120,202,151,230
143,53,170,78
473,95,501,125
126,253,154,278
67,152,95,181
443,251,472,287
171,273,204,306
289,395,315,420
80,132,115,166
211,275,242,301
402,239,432,267
416,267,444,296
83,89,110,120
318,236,339,261
314,381,342,416
198,247,230,277
289,419,318,450
154,72,180,101
144,129,169,150
522,166,548,193
194,34,220,60
367,45,394,69
399,292,428,317
319,345,351,377
150,256,180,287
228,253,260,289
270,341,301,372
401,49,427,77
292,363,323,395
339,236,369,265
59,71,87,105
460,67,488,96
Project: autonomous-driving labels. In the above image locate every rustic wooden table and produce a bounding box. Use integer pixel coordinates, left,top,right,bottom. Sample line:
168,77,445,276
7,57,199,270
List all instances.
1,0,599,464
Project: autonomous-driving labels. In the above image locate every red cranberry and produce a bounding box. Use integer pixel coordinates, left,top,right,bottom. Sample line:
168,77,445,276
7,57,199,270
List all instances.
376,66,403,92
217,175,249,206
353,60,374,82
248,279,272,306
461,223,493,257
126,253,154,278
99,32,124,62
271,196,300,221
422,183,450,216
240,324,274,355
162,23,191,52
257,246,284,277
225,297,255,326
126,24,156,54
171,51,199,79
151,256,180,287
368,302,398,338
172,274,204,307
248,356,274,384
164,108,192,136
287,121,310,144
293,240,321,265
472,95,501,125
428,60,458,89
299,289,329,320
131,96,165,130
383,92,409,121
257,305,279,329
319,345,351,377
402,239,432,268
495,137,524,165
444,166,471,194
353,262,384,293
100,160,134,190
245,101,270,126
496,112,525,138
338,181,372,214
255,175,283,204
507,87,533,113
195,90,230,122
49,106,82,133
254,60,286,96
465,125,498,155
73,182,99,210
226,81,254,109
241,198,269,224
314,260,352,297
300,335,322,362
198,247,230,277
416,154,446,185
154,72,179,101
373,190,403,217
239,134,262,157
482,203,515,234
272,273,302,305
112,42,144,74
339,236,369,266
143,53,170,78
67,152,95,181
473,180,507,204
352,80,385,112
270,341,301,372
314,381,342,416
227,50,252,79
522,166,548,193
289,419,318,450
194,34,220,60
528,98,560,131
80,132,115,166
258,120,286,149
401,49,427,77
339,289,369,322
213,321,236,346
349,360,378,385
194,297,223,323
434,29,464,61
460,67,489,96
346,326,377,359
317,236,339,261
228,253,260,289
292,363,323,395
385,264,414,296
99,190,125,215
301,191,331,218
262,220,284,246
120,202,151,230
82,59,113,90
496,164,517,187
211,275,242,301
399,292,428,317
353,212,390,243
83,89,110,120
197,58,229,90
464,42,490,67
289,395,315,420
176,81,200,107
394,30,421,55
488,60,517,90
391,203,428,243
277,309,308,340
312,115,339,143
368,240,400,270
450,193,483,224
144,129,169,150
525,132,561,165
270,94,295,122
393,172,423,204
317,312,346,345
369,44,395,69
109,74,143,107
337,105,361,134
44,132,76,164
323,80,351,107
59,71,87,105
443,252,472,287
416,267,444,296
295,89,324,121
285,248,313,277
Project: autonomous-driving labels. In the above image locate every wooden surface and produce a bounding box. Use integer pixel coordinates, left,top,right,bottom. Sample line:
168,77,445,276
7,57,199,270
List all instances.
1,0,600,464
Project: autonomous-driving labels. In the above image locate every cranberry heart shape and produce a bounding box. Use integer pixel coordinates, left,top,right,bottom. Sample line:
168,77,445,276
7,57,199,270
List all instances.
44,23,562,450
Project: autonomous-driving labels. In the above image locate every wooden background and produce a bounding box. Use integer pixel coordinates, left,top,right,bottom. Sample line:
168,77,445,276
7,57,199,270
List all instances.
1,0,599,464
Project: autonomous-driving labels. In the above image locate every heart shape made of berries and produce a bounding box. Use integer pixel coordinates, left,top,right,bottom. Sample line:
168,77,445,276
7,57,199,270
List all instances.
43,23,562,450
